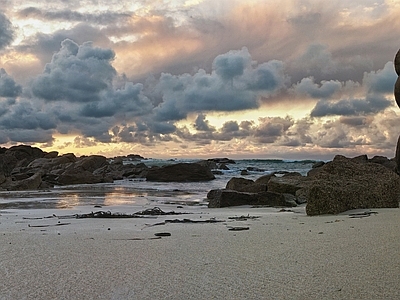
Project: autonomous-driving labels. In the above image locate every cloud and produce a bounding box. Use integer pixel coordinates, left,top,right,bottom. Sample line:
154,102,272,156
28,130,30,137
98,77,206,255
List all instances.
0,68,22,97
17,23,111,65
0,12,14,50
193,113,215,132
363,61,397,93
153,47,286,122
31,39,116,103
18,7,131,25
310,94,392,117
291,77,342,99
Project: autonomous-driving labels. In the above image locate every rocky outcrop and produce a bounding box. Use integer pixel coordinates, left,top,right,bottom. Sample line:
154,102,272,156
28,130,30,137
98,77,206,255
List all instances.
226,177,267,193
146,163,215,182
207,189,296,208
306,155,400,215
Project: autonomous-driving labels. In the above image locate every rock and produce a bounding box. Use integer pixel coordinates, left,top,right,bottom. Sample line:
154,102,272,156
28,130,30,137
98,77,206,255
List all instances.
5,145,45,167
44,151,59,158
57,170,105,185
146,163,215,182
207,189,295,208
255,173,276,185
312,161,325,168
306,155,400,215
396,135,400,174
295,188,308,204
218,163,229,170
196,160,218,170
240,170,249,175
395,48,400,76
267,175,311,195
209,158,236,164
226,177,267,193
369,156,396,172
282,172,303,177
247,167,265,172
3,172,43,191
70,155,108,173
395,77,400,108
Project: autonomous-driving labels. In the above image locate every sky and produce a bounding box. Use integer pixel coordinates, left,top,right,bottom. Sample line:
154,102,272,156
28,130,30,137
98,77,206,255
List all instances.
1,0,400,160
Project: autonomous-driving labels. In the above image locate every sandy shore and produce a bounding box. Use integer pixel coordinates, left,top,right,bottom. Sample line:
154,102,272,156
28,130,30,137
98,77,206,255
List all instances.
0,204,399,300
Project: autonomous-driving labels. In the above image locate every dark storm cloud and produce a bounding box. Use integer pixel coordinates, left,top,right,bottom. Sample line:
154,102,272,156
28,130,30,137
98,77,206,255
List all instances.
31,39,115,103
80,82,153,118
0,100,56,130
8,129,53,143
18,7,131,24
153,48,285,122
0,12,14,50
310,94,392,117
0,68,22,97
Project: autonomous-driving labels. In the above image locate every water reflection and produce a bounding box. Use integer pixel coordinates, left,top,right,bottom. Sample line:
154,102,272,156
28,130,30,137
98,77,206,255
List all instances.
0,181,206,210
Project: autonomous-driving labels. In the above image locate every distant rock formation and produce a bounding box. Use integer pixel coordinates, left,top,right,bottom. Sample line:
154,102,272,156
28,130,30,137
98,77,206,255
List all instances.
208,154,400,214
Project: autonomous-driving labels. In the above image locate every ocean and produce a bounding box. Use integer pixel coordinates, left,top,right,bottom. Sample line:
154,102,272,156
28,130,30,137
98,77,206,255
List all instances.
0,159,316,210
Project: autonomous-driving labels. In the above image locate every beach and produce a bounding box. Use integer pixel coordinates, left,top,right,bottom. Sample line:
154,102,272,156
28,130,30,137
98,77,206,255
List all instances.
1,204,399,300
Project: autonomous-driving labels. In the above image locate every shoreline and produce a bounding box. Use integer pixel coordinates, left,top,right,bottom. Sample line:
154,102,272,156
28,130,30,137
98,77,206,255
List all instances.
1,205,399,299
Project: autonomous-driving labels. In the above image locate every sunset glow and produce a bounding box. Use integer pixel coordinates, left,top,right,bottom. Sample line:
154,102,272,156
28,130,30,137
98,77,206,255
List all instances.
1,0,400,160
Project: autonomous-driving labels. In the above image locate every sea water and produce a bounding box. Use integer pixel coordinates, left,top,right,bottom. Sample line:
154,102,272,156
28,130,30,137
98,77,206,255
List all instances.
0,159,316,210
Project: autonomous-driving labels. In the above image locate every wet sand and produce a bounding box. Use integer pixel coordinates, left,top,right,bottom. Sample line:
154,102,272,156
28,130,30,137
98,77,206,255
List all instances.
1,205,399,299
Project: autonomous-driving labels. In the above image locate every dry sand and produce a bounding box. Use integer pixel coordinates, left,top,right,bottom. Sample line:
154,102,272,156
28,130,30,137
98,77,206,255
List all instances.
0,204,399,300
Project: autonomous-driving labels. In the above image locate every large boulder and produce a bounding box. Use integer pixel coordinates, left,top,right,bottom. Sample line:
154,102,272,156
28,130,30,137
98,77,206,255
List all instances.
267,175,311,195
226,177,267,193
207,189,296,208
2,172,43,191
146,163,215,182
306,155,400,215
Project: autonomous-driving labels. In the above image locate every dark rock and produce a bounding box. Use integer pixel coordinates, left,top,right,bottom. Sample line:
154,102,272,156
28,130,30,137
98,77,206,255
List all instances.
146,163,215,182
240,170,249,175
218,163,229,170
207,189,296,208
196,160,218,170
306,155,400,216
396,134,400,174
267,175,311,195
369,156,396,172
255,173,276,185
226,177,267,193
247,167,265,172
57,170,105,185
2,172,43,191
282,172,303,177
44,151,59,159
312,161,325,169
209,158,236,164
395,48,400,76
395,76,400,108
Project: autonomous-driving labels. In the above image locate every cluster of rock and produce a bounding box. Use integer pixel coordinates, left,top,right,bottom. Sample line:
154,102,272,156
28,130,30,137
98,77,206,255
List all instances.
208,154,400,215
0,145,216,191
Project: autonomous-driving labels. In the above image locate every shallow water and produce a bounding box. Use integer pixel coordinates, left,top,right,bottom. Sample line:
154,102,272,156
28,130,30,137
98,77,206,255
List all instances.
0,159,315,210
